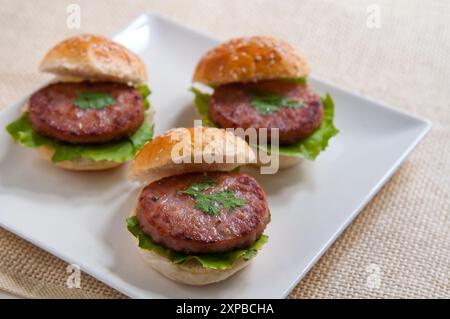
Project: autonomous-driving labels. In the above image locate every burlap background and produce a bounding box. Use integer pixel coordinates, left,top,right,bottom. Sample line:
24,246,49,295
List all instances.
0,0,448,299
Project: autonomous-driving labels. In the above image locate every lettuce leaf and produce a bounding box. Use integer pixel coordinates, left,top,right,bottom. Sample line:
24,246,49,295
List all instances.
191,87,338,160
126,216,268,270
6,84,154,163
283,76,308,85
260,94,339,160
6,114,153,163
190,87,216,127
138,84,151,110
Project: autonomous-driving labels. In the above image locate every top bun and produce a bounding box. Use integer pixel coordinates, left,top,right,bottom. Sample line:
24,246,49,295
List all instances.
129,127,255,183
193,36,310,86
39,34,147,86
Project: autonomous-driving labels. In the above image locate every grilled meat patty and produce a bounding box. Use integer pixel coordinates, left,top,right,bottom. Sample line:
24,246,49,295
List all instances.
28,82,145,144
136,171,269,254
208,80,323,145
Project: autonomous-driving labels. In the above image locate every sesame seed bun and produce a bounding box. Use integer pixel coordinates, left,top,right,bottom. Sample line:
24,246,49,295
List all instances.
193,36,310,86
129,127,256,183
128,128,267,285
39,34,147,86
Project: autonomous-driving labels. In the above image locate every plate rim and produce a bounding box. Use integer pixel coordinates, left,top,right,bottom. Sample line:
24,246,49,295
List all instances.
0,12,432,299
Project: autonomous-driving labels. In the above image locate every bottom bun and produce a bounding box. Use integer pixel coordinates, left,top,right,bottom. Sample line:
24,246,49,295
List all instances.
252,146,303,170
37,145,122,171
138,247,252,286
129,207,254,285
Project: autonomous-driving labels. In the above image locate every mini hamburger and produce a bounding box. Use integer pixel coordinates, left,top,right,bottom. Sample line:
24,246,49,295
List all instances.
127,127,269,285
191,36,338,168
6,34,154,170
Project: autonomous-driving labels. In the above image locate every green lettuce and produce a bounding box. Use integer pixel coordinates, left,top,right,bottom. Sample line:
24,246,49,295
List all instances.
6,114,153,163
259,94,339,160
283,76,308,85
190,87,216,127
126,216,268,270
138,84,151,110
6,84,154,163
190,86,338,160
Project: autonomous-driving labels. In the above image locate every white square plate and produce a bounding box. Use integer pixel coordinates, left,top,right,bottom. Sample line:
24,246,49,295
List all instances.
0,14,431,298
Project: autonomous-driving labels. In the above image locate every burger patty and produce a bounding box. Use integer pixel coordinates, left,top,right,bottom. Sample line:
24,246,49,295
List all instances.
136,171,269,254
28,82,145,144
208,80,323,145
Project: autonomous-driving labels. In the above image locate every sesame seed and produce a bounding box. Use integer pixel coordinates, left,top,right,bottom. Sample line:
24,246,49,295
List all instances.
228,70,238,79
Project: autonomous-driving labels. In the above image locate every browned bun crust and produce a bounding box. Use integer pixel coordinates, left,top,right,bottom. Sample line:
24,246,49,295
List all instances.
39,34,147,86
129,127,256,183
193,36,310,86
127,128,264,285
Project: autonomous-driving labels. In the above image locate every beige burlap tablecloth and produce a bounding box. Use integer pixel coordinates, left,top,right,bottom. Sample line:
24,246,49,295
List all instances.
0,0,448,299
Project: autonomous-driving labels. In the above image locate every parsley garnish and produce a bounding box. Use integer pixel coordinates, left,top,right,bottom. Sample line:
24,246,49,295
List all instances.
74,92,116,109
249,91,304,114
179,180,246,216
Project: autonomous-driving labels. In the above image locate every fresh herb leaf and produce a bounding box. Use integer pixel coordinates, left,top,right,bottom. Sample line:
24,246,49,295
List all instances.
212,190,247,211
138,84,152,110
231,166,241,172
190,87,210,116
126,216,268,270
179,180,246,216
74,92,116,109
190,87,216,126
126,214,141,237
258,93,339,159
249,91,304,114
194,195,220,216
182,180,216,193
129,119,154,150
138,84,151,98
